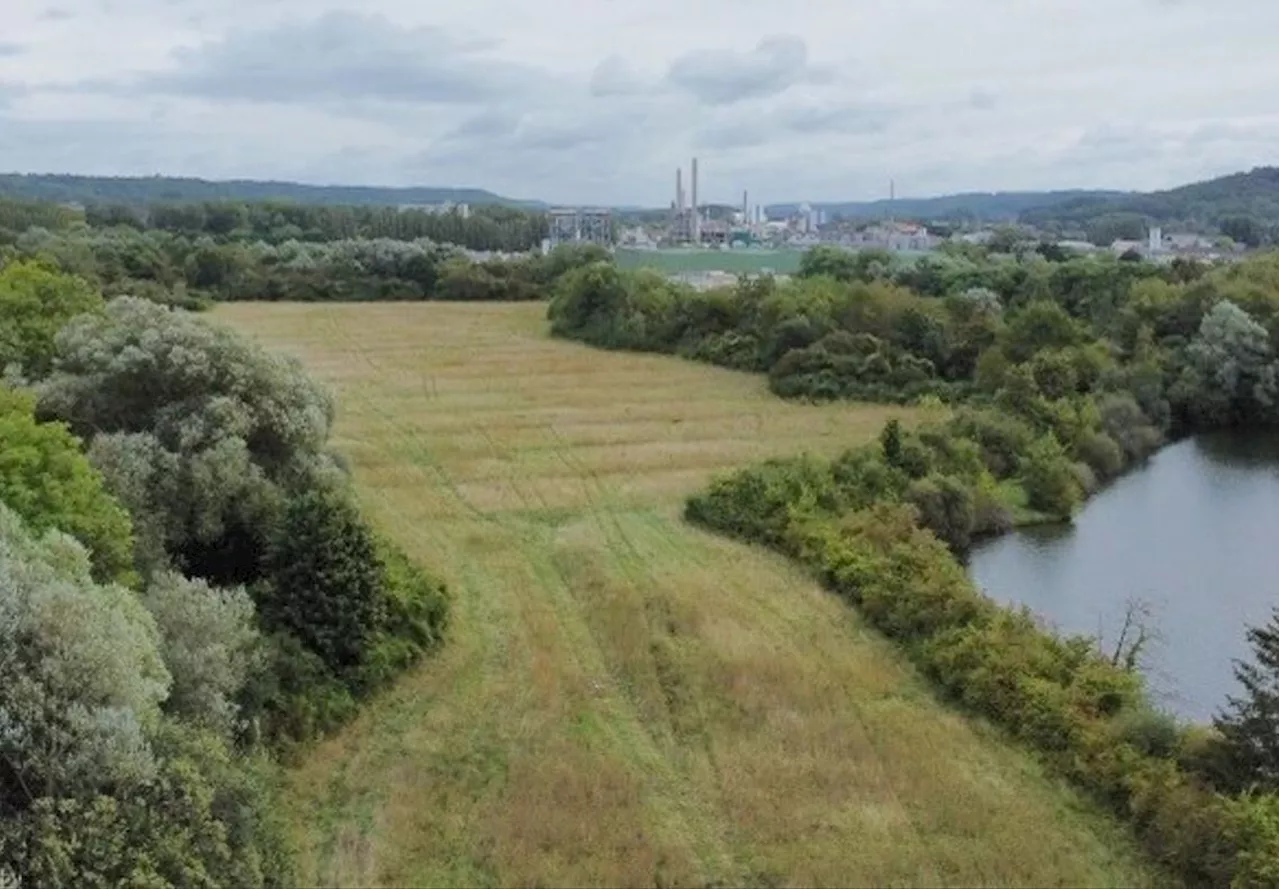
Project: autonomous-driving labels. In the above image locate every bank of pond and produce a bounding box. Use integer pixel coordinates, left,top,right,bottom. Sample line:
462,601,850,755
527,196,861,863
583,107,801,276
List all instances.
969,432,1278,723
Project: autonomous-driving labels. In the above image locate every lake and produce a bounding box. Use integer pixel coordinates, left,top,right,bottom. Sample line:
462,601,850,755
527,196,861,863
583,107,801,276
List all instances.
968,433,1278,723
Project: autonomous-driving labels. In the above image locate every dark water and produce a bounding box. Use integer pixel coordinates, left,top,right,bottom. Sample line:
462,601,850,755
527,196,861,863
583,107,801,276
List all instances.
968,433,1279,723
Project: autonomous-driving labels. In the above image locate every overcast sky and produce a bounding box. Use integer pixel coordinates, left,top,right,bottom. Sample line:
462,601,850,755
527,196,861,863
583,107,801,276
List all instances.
1,0,1276,205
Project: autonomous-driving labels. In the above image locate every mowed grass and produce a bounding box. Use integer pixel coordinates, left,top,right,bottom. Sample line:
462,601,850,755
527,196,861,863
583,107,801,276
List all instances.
217,302,1153,888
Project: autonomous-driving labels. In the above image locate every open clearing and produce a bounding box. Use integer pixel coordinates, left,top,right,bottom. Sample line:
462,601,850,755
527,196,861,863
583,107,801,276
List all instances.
218,301,1151,888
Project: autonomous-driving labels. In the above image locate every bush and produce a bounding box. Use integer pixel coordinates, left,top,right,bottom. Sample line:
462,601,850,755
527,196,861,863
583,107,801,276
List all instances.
261,489,387,673
949,408,1036,479
1077,430,1125,480
906,474,976,551
1019,435,1082,519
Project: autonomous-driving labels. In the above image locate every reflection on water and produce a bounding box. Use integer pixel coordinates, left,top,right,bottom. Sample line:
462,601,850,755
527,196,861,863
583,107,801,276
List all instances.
968,433,1279,723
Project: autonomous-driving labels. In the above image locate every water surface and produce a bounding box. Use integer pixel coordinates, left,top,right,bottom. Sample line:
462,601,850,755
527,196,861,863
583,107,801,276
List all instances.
968,433,1278,722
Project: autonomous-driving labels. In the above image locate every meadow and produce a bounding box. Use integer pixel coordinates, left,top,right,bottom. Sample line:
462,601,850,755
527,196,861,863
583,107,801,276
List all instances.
218,301,1153,888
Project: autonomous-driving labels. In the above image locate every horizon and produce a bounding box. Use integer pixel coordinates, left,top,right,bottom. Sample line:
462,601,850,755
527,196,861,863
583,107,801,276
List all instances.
3,162,1273,210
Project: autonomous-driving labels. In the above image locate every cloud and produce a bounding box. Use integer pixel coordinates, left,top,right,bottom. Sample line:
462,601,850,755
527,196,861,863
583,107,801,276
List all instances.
127,12,544,105
666,35,829,105
969,88,997,110
589,55,647,97
0,0,1274,204
0,43,28,58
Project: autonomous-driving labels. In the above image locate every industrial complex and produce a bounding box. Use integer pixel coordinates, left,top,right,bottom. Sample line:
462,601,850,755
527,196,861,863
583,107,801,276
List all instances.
542,158,1247,275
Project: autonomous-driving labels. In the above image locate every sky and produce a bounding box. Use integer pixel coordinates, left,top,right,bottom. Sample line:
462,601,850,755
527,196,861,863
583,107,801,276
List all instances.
0,0,1276,206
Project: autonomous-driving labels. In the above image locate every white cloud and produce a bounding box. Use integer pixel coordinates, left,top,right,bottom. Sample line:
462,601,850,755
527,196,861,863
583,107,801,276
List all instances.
0,0,1275,204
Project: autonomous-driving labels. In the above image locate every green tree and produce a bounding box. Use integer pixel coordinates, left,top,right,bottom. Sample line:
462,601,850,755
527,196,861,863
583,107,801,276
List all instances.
143,572,261,737
0,260,103,379
1208,609,1278,794
0,386,135,584
798,245,860,281
263,489,388,672
1002,300,1084,363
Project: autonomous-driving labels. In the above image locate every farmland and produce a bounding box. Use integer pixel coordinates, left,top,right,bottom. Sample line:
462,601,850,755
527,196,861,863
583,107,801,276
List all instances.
217,301,1152,888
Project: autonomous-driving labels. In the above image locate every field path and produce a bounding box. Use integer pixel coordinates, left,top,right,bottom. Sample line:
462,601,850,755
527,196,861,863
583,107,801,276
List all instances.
218,302,1150,888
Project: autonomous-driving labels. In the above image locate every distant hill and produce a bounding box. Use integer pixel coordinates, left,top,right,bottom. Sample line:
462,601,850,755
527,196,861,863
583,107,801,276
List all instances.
1016,167,1279,242
0,173,545,210
767,190,1126,223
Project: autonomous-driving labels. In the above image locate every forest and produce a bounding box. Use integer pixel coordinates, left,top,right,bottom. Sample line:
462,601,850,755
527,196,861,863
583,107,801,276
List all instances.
548,243,1279,885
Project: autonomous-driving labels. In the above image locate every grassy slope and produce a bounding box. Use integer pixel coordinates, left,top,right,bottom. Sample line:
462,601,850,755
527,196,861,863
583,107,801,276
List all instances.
218,302,1152,888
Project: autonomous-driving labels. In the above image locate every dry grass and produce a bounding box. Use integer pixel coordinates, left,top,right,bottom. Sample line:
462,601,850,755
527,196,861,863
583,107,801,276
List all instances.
217,301,1152,888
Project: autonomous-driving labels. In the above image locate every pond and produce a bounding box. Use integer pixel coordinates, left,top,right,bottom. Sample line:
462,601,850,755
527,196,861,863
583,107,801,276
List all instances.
967,433,1278,723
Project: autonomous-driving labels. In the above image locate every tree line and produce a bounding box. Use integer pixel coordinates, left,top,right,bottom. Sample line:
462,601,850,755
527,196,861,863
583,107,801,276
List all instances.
0,260,453,884
0,194,548,254
547,242,1279,885
3,223,607,307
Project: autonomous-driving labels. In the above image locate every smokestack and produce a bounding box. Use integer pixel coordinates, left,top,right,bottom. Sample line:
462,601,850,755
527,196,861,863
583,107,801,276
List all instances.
691,157,700,241
676,168,684,212
743,189,748,220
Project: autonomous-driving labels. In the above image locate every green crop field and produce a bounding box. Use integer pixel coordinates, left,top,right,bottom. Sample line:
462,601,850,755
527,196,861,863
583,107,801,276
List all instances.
217,301,1152,888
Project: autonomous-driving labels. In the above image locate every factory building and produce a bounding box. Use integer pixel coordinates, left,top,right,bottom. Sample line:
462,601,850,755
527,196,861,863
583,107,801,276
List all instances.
547,207,614,248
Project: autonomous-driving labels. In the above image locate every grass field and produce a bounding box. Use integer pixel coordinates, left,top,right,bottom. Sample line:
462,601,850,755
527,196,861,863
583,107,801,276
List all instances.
217,302,1152,888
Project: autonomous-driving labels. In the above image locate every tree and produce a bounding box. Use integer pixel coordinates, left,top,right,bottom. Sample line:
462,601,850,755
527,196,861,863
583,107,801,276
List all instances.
1177,300,1276,428
0,260,103,379
143,572,261,737
0,385,136,584
1002,300,1083,363
0,499,291,888
879,418,903,465
37,296,335,585
1208,609,1278,794
1218,215,1265,248
0,503,170,809
262,489,388,672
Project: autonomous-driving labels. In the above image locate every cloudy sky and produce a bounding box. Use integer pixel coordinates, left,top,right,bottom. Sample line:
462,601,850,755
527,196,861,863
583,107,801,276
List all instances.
1,0,1276,205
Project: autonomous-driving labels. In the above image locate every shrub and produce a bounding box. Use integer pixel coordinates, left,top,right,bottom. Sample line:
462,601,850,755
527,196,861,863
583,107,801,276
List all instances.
261,488,387,673
1110,707,1182,759
949,408,1036,479
1099,392,1163,463
1077,430,1125,480
906,474,976,551
1019,435,1081,518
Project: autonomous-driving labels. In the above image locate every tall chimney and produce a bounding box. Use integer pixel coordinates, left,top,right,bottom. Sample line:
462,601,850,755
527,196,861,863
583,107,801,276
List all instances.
691,157,700,242
676,168,684,212
743,189,748,220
